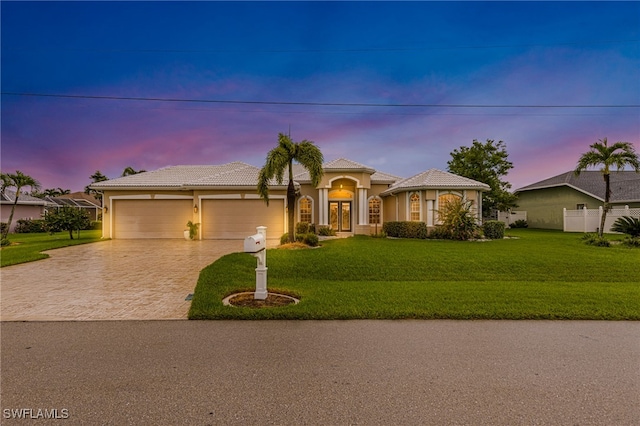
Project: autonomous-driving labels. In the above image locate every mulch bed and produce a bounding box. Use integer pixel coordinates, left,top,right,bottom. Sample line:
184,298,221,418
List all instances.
226,292,298,308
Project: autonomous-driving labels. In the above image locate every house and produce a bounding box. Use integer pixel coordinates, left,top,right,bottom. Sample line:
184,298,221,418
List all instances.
0,190,53,232
90,158,490,240
45,192,102,221
514,171,640,230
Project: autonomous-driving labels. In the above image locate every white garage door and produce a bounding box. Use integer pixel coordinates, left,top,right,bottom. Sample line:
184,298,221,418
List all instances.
114,199,192,239
202,199,285,239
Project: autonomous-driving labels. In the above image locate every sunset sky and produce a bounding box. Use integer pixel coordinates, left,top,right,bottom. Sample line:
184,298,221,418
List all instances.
2,1,639,192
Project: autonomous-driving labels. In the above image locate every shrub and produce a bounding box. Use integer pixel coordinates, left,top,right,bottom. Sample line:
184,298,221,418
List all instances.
280,233,290,245
1,238,10,247
303,233,319,247
317,226,336,236
483,220,505,240
428,226,451,239
14,219,48,233
611,216,640,238
90,221,102,230
296,222,310,234
1,223,7,234
436,198,480,241
382,221,428,239
581,233,611,247
622,236,640,248
510,219,528,229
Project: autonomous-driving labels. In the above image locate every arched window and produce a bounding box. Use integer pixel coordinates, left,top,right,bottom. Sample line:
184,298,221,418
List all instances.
438,192,462,208
410,193,420,221
299,197,312,223
369,197,381,225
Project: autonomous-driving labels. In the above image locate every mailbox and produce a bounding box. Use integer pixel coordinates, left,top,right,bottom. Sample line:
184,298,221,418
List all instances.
244,233,265,253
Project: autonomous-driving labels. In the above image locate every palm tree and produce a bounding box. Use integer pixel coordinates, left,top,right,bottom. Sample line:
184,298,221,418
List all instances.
575,138,640,237
85,170,109,201
1,170,41,241
258,133,324,243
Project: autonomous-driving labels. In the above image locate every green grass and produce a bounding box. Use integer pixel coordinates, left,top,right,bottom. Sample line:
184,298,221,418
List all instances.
0,230,104,267
189,229,640,320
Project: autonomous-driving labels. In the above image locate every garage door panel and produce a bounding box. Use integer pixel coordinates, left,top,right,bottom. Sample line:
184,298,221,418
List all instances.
114,200,192,239
202,199,284,239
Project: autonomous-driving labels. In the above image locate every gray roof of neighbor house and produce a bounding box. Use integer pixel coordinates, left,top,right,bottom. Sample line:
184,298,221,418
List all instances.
0,189,52,206
380,169,490,195
91,159,402,190
515,171,640,203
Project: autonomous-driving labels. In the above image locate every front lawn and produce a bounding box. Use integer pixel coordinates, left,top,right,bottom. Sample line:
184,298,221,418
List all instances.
0,230,103,267
189,229,640,320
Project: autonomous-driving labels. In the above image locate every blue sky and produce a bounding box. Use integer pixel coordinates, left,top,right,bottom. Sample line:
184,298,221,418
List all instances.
2,1,639,192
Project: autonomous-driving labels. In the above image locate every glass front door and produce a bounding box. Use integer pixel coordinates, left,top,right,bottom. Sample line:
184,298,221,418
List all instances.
329,201,351,232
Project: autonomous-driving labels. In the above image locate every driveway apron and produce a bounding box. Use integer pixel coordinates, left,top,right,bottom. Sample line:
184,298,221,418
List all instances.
0,239,242,321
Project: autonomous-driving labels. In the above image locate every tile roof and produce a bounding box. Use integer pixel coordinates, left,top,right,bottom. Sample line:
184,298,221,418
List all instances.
515,170,640,202
292,158,399,183
1,189,52,205
381,169,490,195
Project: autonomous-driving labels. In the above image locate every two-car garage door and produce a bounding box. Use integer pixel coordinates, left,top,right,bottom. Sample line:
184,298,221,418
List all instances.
113,198,284,239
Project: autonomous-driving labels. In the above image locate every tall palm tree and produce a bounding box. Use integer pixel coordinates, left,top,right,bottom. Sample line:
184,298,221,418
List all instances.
575,138,640,237
258,133,324,243
1,170,41,241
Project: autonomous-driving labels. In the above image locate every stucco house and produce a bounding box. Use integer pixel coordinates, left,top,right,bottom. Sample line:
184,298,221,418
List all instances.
0,190,53,232
91,158,489,240
514,171,640,230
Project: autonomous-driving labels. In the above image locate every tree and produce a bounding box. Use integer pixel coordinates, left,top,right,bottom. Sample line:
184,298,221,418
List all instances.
85,170,108,201
32,187,71,198
575,138,640,237
45,206,90,239
0,170,41,241
447,139,518,218
122,166,146,176
258,133,324,243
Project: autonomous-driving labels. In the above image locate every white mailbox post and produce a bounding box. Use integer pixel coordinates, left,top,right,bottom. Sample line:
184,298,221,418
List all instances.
243,226,268,300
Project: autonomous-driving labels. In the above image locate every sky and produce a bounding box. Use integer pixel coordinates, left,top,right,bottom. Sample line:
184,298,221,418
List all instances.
2,1,639,193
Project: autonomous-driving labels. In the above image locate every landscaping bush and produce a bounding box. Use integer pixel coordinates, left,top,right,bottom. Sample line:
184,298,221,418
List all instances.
483,220,505,240
581,233,611,247
436,198,480,241
1,223,7,234
296,222,310,234
280,233,290,245
317,226,336,236
509,219,528,229
622,236,640,248
382,221,428,239
302,233,319,247
611,216,640,238
428,226,451,239
14,219,48,233
90,220,102,230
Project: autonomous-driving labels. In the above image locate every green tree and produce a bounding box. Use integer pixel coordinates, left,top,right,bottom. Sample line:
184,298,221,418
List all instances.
121,166,146,176
85,170,108,201
45,206,91,239
258,133,324,243
447,139,518,218
0,170,41,242
32,187,71,198
436,197,480,241
575,138,640,237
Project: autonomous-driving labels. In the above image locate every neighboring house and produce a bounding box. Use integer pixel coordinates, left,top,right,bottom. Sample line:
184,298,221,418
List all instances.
514,171,640,230
45,192,102,221
90,158,489,240
0,190,53,232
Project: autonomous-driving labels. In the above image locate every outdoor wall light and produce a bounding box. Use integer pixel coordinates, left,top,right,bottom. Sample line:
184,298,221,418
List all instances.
104,206,108,214
194,204,198,214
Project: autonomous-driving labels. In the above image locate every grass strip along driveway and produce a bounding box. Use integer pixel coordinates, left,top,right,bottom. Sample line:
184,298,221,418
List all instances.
189,229,640,320
0,230,103,267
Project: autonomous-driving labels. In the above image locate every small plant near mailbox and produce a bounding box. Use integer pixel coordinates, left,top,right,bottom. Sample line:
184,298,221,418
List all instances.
581,233,610,247
186,221,200,240
509,219,528,229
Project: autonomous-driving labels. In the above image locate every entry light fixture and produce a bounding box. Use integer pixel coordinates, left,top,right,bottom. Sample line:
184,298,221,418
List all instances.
103,206,108,214
194,204,198,214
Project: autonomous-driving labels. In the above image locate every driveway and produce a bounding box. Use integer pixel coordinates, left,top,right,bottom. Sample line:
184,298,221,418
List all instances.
0,239,245,321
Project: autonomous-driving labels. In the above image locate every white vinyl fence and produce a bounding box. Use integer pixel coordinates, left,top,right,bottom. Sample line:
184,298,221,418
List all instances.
563,206,640,233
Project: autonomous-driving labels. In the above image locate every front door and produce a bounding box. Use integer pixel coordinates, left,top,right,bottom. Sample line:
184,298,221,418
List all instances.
329,201,351,232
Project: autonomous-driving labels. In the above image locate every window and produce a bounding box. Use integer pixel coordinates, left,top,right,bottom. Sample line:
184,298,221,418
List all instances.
577,204,586,210
410,193,420,221
299,197,312,223
438,192,461,208
369,197,381,224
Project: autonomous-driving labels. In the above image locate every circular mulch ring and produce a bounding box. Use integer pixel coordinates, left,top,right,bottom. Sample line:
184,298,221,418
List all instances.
222,292,300,308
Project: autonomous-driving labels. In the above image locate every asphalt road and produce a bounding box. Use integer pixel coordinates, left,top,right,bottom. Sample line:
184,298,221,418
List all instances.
1,320,639,425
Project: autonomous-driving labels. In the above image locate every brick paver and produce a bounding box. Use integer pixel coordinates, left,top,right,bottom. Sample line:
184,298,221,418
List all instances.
0,239,246,321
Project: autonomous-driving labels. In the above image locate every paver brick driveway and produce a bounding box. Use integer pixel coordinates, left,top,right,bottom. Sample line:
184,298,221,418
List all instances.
0,239,244,321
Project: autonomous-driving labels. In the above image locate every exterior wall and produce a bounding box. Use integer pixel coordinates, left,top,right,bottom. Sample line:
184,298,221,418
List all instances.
516,187,599,230
0,204,46,232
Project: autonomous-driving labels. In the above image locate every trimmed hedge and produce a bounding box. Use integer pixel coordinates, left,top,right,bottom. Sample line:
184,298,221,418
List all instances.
483,220,505,240
15,219,48,233
383,221,429,239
